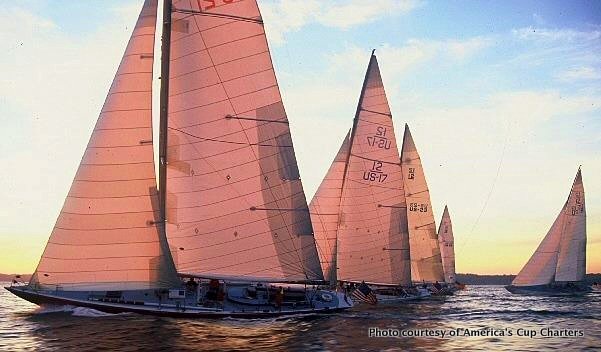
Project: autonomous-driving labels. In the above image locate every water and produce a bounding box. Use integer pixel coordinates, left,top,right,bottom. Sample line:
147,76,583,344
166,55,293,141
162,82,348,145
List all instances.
1,283,600,351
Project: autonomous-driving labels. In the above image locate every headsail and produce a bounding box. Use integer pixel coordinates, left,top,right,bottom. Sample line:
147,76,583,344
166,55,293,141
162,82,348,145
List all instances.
164,0,323,282
336,53,411,286
29,0,179,291
309,131,351,285
401,124,444,283
437,205,455,283
512,168,586,286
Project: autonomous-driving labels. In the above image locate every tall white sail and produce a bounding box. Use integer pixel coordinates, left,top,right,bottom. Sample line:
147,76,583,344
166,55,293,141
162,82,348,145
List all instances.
554,168,586,282
164,0,323,282
336,53,411,286
512,168,586,286
401,124,444,283
437,205,455,283
309,132,350,285
29,0,179,291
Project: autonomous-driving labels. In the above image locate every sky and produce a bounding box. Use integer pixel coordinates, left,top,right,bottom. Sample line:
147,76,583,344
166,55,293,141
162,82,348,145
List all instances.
0,0,599,275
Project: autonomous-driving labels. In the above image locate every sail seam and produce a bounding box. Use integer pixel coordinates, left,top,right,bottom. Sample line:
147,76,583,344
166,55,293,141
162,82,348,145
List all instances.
172,8,263,24
168,67,274,98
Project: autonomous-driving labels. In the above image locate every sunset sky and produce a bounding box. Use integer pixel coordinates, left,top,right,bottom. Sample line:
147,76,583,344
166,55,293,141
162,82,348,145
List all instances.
0,0,599,275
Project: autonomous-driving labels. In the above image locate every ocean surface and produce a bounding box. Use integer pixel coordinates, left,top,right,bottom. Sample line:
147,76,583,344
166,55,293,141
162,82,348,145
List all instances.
1,283,599,351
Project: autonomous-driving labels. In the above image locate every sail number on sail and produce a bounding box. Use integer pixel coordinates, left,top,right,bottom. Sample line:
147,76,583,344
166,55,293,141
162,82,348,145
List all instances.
363,161,388,183
572,191,584,215
409,203,429,212
367,126,392,149
197,0,235,10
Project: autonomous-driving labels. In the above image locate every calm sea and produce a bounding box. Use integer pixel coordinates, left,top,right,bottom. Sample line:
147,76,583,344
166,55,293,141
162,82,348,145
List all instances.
1,283,599,351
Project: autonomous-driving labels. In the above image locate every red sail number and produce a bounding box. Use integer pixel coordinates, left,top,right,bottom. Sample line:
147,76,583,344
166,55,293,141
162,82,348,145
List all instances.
198,0,234,10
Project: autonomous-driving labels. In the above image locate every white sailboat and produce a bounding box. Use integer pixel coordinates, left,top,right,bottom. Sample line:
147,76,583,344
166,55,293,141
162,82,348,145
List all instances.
310,52,429,304
506,167,590,296
400,125,449,295
6,0,352,317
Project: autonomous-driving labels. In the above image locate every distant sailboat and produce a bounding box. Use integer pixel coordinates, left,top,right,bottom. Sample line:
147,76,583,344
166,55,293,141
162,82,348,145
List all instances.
437,206,465,290
6,0,351,317
400,125,445,286
309,132,350,286
438,206,456,284
506,168,590,296
310,52,429,303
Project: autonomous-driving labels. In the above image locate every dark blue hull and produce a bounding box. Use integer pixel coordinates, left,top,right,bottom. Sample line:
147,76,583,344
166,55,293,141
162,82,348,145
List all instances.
505,284,592,296
5,284,353,318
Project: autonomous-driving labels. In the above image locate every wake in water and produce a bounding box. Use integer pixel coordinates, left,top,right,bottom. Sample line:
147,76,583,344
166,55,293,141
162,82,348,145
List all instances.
32,305,77,315
32,305,124,317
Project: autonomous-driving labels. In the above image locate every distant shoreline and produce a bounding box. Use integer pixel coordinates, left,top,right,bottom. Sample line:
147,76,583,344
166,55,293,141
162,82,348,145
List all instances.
2,273,600,285
456,273,601,285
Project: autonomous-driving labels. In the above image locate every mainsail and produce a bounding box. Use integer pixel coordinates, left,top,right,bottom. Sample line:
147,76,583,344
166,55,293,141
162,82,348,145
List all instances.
309,131,351,285
29,0,179,291
437,206,455,283
335,53,411,286
512,168,586,286
164,0,323,282
401,125,444,283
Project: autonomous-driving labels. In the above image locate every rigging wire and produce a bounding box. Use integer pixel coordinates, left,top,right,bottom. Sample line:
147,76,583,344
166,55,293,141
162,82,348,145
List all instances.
457,123,510,255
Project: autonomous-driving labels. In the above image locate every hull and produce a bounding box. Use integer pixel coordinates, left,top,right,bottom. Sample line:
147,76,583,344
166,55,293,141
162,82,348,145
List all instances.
5,284,352,318
375,288,431,303
505,284,592,296
414,283,455,296
350,286,431,305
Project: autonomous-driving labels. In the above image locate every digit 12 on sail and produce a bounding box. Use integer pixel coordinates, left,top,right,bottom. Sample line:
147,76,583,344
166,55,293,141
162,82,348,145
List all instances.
363,161,388,183
367,126,391,149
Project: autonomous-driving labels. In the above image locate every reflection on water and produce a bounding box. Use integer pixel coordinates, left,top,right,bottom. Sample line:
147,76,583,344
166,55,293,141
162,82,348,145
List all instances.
1,283,600,351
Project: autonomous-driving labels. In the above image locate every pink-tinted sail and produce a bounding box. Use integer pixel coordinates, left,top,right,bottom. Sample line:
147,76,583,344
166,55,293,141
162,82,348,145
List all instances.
309,131,350,285
336,53,411,286
29,0,179,291
401,124,444,283
165,0,323,282
437,205,456,283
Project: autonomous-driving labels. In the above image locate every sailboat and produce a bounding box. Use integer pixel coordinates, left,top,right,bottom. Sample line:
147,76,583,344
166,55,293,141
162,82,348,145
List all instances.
6,0,352,317
400,125,449,295
437,206,465,290
506,167,590,296
310,51,429,304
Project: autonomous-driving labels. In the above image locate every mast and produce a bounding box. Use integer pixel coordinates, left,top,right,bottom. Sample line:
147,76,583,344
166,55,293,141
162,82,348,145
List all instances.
159,0,172,222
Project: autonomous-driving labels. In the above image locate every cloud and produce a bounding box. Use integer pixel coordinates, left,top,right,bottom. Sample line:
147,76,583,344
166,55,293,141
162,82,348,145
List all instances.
512,26,601,42
318,0,420,29
532,13,545,26
324,37,492,78
261,0,422,44
556,66,601,81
